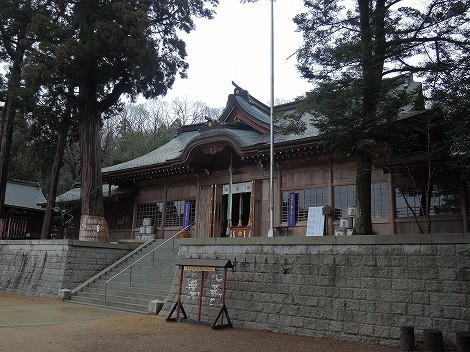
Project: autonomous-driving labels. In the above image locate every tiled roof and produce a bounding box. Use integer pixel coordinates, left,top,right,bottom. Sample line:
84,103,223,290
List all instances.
101,109,320,175
102,131,199,173
235,95,272,127
5,180,46,210
187,128,265,148
100,79,423,176
56,184,120,203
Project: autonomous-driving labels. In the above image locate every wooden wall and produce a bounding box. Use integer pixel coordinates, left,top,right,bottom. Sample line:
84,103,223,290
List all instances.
109,156,468,240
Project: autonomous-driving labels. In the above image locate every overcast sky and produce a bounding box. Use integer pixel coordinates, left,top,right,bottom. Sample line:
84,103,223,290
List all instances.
162,0,312,108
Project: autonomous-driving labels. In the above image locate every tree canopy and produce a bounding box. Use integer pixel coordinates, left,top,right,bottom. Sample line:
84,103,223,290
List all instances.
22,0,220,240
294,0,469,234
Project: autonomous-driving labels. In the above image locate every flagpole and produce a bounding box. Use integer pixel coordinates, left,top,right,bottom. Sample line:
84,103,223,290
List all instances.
268,0,274,237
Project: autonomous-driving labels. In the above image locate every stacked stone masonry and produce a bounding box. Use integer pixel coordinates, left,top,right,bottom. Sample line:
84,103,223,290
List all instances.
165,234,470,348
79,215,110,242
0,240,131,296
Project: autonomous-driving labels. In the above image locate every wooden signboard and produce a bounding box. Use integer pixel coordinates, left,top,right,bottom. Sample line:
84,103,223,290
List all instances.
166,258,233,329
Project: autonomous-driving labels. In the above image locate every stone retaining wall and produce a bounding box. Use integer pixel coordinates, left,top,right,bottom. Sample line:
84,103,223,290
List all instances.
165,234,470,348
0,240,132,297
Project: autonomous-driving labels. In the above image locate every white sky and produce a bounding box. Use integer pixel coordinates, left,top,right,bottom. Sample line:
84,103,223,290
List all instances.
162,0,312,108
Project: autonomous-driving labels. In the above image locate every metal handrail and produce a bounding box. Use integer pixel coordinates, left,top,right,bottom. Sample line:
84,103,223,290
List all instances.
104,226,189,306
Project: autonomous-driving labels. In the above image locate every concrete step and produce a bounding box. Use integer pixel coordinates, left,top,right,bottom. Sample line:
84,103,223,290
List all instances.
69,295,148,313
88,284,173,296
73,290,160,306
92,275,175,284
107,262,176,274
70,239,178,314
105,267,176,277
99,273,176,284
83,284,172,298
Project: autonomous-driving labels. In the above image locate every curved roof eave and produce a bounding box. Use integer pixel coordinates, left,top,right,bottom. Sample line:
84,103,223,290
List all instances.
101,130,200,176
219,94,280,133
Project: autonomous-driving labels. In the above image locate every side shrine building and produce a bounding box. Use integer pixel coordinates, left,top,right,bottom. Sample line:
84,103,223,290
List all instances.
59,80,469,241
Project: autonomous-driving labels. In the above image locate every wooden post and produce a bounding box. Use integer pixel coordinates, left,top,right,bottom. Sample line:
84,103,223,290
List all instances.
220,267,228,325
400,326,415,351
327,158,334,235
176,266,184,319
210,185,215,238
456,331,470,352
237,193,243,226
424,329,444,352
197,271,204,321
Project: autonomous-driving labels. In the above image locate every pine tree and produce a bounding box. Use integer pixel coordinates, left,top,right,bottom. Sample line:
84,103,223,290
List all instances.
295,0,469,234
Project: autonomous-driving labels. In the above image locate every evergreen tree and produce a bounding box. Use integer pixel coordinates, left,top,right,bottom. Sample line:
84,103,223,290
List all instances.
432,60,470,178
30,0,219,240
295,0,469,234
0,1,50,228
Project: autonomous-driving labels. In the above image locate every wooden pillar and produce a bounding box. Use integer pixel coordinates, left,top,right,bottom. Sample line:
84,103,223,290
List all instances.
210,185,215,238
162,182,168,238
195,179,200,237
220,267,228,325
275,168,282,228
176,265,184,320
197,271,204,321
424,329,444,352
400,326,415,351
130,186,138,239
460,180,468,234
389,173,397,234
237,193,243,227
456,331,470,352
327,158,334,235
248,180,256,236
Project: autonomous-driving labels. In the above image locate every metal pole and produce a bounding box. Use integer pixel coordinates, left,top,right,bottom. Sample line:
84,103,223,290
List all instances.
268,0,275,237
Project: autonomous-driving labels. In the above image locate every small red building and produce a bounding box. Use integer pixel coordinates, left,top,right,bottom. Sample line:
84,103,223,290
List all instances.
1,180,46,240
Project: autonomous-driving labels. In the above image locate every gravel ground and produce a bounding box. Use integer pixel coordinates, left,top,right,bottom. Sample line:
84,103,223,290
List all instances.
0,293,400,352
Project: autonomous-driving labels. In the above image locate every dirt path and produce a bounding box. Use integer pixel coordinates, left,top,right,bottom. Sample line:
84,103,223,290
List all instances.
0,293,400,352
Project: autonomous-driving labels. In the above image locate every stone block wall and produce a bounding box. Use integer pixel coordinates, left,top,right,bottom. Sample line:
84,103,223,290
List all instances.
164,234,470,348
0,240,131,297
62,241,131,290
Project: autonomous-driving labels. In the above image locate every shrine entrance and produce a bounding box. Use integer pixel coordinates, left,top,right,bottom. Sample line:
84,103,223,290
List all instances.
221,181,254,237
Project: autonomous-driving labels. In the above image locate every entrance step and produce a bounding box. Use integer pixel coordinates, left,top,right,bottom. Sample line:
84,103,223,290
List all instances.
68,238,178,314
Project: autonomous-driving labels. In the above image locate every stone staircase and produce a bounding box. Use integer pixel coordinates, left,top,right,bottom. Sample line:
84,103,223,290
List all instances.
68,239,179,314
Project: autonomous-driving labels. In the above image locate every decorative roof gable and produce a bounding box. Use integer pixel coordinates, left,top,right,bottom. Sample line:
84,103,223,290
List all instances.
218,82,280,134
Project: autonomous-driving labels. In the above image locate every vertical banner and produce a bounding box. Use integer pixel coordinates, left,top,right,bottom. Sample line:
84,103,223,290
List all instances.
183,201,191,228
288,191,296,227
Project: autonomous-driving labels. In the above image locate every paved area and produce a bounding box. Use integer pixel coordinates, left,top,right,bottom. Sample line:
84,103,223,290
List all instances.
0,292,400,352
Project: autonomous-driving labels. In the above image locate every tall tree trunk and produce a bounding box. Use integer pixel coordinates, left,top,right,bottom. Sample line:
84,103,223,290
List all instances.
354,150,373,234
41,118,69,239
353,0,386,236
0,32,26,236
78,78,109,242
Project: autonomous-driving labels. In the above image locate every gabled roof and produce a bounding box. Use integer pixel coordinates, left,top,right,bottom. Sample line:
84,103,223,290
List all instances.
101,79,428,181
102,85,320,178
5,180,46,211
218,82,279,133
